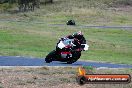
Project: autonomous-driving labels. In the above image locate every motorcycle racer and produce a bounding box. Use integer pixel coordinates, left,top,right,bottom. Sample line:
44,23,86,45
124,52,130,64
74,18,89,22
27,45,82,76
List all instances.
59,31,87,51
45,31,89,64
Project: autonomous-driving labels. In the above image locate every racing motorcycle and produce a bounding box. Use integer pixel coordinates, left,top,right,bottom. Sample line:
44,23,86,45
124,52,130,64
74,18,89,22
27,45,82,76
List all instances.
45,38,89,64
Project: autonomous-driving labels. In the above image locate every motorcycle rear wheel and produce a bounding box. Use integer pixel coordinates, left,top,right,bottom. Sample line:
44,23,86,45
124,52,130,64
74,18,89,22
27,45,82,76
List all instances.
66,58,78,64
67,51,81,64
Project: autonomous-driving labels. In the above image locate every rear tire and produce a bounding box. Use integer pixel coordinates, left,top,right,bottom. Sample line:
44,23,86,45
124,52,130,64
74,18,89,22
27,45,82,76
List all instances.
67,61,73,64
67,51,81,64
67,59,77,64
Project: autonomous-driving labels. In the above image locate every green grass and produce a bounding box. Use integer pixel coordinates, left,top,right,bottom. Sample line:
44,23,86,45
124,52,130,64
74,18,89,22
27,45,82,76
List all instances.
0,0,132,64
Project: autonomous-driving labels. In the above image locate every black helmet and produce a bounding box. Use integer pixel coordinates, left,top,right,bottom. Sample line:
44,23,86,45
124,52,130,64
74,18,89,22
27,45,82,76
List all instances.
72,31,83,36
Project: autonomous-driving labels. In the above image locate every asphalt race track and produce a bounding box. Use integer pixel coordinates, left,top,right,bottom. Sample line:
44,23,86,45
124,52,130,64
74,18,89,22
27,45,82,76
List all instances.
0,56,132,68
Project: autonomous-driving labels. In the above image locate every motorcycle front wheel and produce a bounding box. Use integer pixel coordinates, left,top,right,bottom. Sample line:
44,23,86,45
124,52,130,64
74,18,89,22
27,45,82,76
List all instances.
45,50,56,63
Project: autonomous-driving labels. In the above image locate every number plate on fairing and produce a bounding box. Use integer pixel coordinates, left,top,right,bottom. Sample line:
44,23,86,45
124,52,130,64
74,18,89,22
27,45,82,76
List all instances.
61,52,72,58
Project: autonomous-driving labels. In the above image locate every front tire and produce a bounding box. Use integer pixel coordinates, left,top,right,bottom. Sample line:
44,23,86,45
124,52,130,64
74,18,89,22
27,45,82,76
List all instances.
45,50,56,63
45,57,52,63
